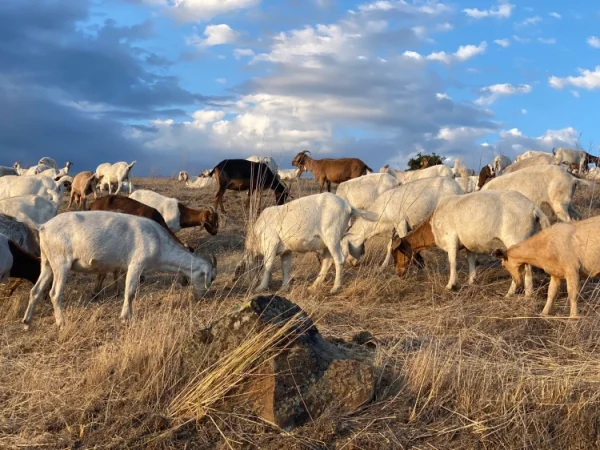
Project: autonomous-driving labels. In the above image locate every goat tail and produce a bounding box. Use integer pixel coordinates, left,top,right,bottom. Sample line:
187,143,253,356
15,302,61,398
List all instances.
55,175,72,188
127,160,137,169
363,165,374,175
533,207,551,230
350,207,378,222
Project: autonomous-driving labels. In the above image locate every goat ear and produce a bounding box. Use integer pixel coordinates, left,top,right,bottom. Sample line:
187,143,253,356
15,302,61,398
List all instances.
491,249,507,260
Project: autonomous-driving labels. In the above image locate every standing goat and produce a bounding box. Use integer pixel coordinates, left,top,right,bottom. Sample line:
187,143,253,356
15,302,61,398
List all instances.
68,171,99,210
22,212,217,329
291,150,372,193
178,171,189,182
95,161,136,194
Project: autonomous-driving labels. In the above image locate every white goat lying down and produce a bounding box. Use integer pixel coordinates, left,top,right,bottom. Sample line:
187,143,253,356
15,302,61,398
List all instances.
494,215,600,318
381,164,454,182
234,192,377,294
392,190,550,296
345,176,464,268
277,168,302,181
336,173,399,210
481,165,589,222
0,195,59,228
186,176,216,189
0,175,70,200
22,212,217,329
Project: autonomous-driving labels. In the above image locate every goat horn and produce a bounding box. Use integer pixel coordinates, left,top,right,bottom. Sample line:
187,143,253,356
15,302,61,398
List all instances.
302,150,311,155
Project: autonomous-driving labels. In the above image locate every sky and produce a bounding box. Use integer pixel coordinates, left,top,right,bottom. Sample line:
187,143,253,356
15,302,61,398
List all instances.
1,0,600,176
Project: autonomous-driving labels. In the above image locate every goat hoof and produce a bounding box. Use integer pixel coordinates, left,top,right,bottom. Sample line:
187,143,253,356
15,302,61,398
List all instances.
330,287,341,294
446,284,457,291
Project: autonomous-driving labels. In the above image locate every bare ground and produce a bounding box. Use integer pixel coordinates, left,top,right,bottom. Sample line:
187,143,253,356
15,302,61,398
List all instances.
2,178,600,449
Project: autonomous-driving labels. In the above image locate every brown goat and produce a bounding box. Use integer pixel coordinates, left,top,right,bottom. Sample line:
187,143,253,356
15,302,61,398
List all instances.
68,171,99,210
477,165,495,189
89,196,192,251
291,150,372,193
178,203,219,235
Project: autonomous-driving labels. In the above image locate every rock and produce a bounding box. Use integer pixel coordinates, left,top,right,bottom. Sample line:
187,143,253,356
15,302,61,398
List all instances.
185,295,375,430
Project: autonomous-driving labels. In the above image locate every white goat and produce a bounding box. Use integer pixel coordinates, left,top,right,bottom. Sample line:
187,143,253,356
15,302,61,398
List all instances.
493,155,512,175
186,176,217,189
503,154,554,174
235,193,376,294
481,165,588,222
178,171,189,182
37,162,72,179
38,157,58,169
455,175,480,193
96,161,136,194
381,164,454,182
336,173,399,210
13,162,27,176
345,176,464,268
26,164,52,176
553,147,588,173
393,190,550,296
278,168,302,181
22,211,217,329
452,159,475,178
246,155,279,174
0,175,70,200
0,195,59,228
515,150,552,162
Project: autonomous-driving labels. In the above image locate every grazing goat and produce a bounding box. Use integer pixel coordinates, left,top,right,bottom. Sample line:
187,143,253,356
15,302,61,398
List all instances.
0,195,59,228
481,165,588,222
345,177,464,268
515,150,551,162
277,168,302,181
392,190,550,296
235,193,377,293
0,234,40,292
381,164,454,182
456,175,480,193
130,190,219,234
493,215,600,318
0,175,70,200
96,161,136,194
246,156,279,175
503,154,554,174
186,176,217,189
291,150,372,193
178,171,189,182
210,159,290,213
552,148,589,174
22,212,217,329
452,159,475,178
477,165,495,189
68,171,99,210
38,157,58,169
336,173,399,210
0,166,18,177
493,155,512,175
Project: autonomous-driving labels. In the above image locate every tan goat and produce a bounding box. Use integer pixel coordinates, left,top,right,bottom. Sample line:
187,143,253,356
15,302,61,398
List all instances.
68,171,99,210
493,215,600,318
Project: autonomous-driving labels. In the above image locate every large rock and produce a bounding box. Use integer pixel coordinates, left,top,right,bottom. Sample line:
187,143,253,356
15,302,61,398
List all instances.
186,296,375,430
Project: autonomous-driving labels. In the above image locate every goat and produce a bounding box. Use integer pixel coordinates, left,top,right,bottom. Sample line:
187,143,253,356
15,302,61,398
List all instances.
0,234,41,296
22,211,217,329
515,150,552,162
381,164,454,182
277,168,302,181
26,164,52,176
552,148,589,174
210,159,290,213
0,195,59,228
95,161,136,194
456,175,480,193
130,190,219,234
481,165,589,222
13,162,28,176
186,176,217,189
246,155,279,175
503,153,554,174
291,150,372,193
234,192,377,294
345,176,464,268
452,159,475,178
493,155,512,175
178,171,189,182
38,157,58,169
68,171,99,210
493,215,600,318
336,173,399,210
38,161,72,179
0,175,71,200
477,165,495,189
392,190,550,296
0,166,18,177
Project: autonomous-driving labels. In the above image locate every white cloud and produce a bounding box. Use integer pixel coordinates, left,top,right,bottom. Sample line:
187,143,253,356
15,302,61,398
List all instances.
512,35,530,43
587,36,600,48
436,92,451,100
517,15,542,26
169,0,260,22
463,1,514,19
426,41,487,64
521,108,527,114
403,50,423,60
216,78,227,83
494,127,580,157
189,110,226,129
358,0,449,15
549,12,561,19
188,24,239,48
474,83,532,105
234,48,255,59
549,66,600,90
538,37,556,44
494,38,510,47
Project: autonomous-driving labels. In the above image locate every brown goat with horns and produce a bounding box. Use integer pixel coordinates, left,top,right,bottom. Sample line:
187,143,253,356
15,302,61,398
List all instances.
291,150,372,193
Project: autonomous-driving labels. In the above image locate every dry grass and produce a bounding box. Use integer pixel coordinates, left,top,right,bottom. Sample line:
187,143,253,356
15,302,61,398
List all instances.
2,178,600,449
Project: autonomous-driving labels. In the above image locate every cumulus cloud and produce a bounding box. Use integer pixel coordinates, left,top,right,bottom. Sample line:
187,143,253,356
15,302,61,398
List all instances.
549,66,600,90
587,36,600,48
494,38,510,47
474,83,532,105
425,41,487,64
463,1,514,19
187,24,239,48
358,0,449,15
492,127,580,158
167,0,260,22
549,12,561,19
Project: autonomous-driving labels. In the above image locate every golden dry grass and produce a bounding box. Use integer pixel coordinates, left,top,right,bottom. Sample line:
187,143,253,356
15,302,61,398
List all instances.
2,177,600,449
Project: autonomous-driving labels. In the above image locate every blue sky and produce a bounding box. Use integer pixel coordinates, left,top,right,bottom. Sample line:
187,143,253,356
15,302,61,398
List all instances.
1,0,599,175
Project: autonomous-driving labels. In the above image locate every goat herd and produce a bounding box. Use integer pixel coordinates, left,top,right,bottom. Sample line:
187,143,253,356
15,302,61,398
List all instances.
1,147,599,331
